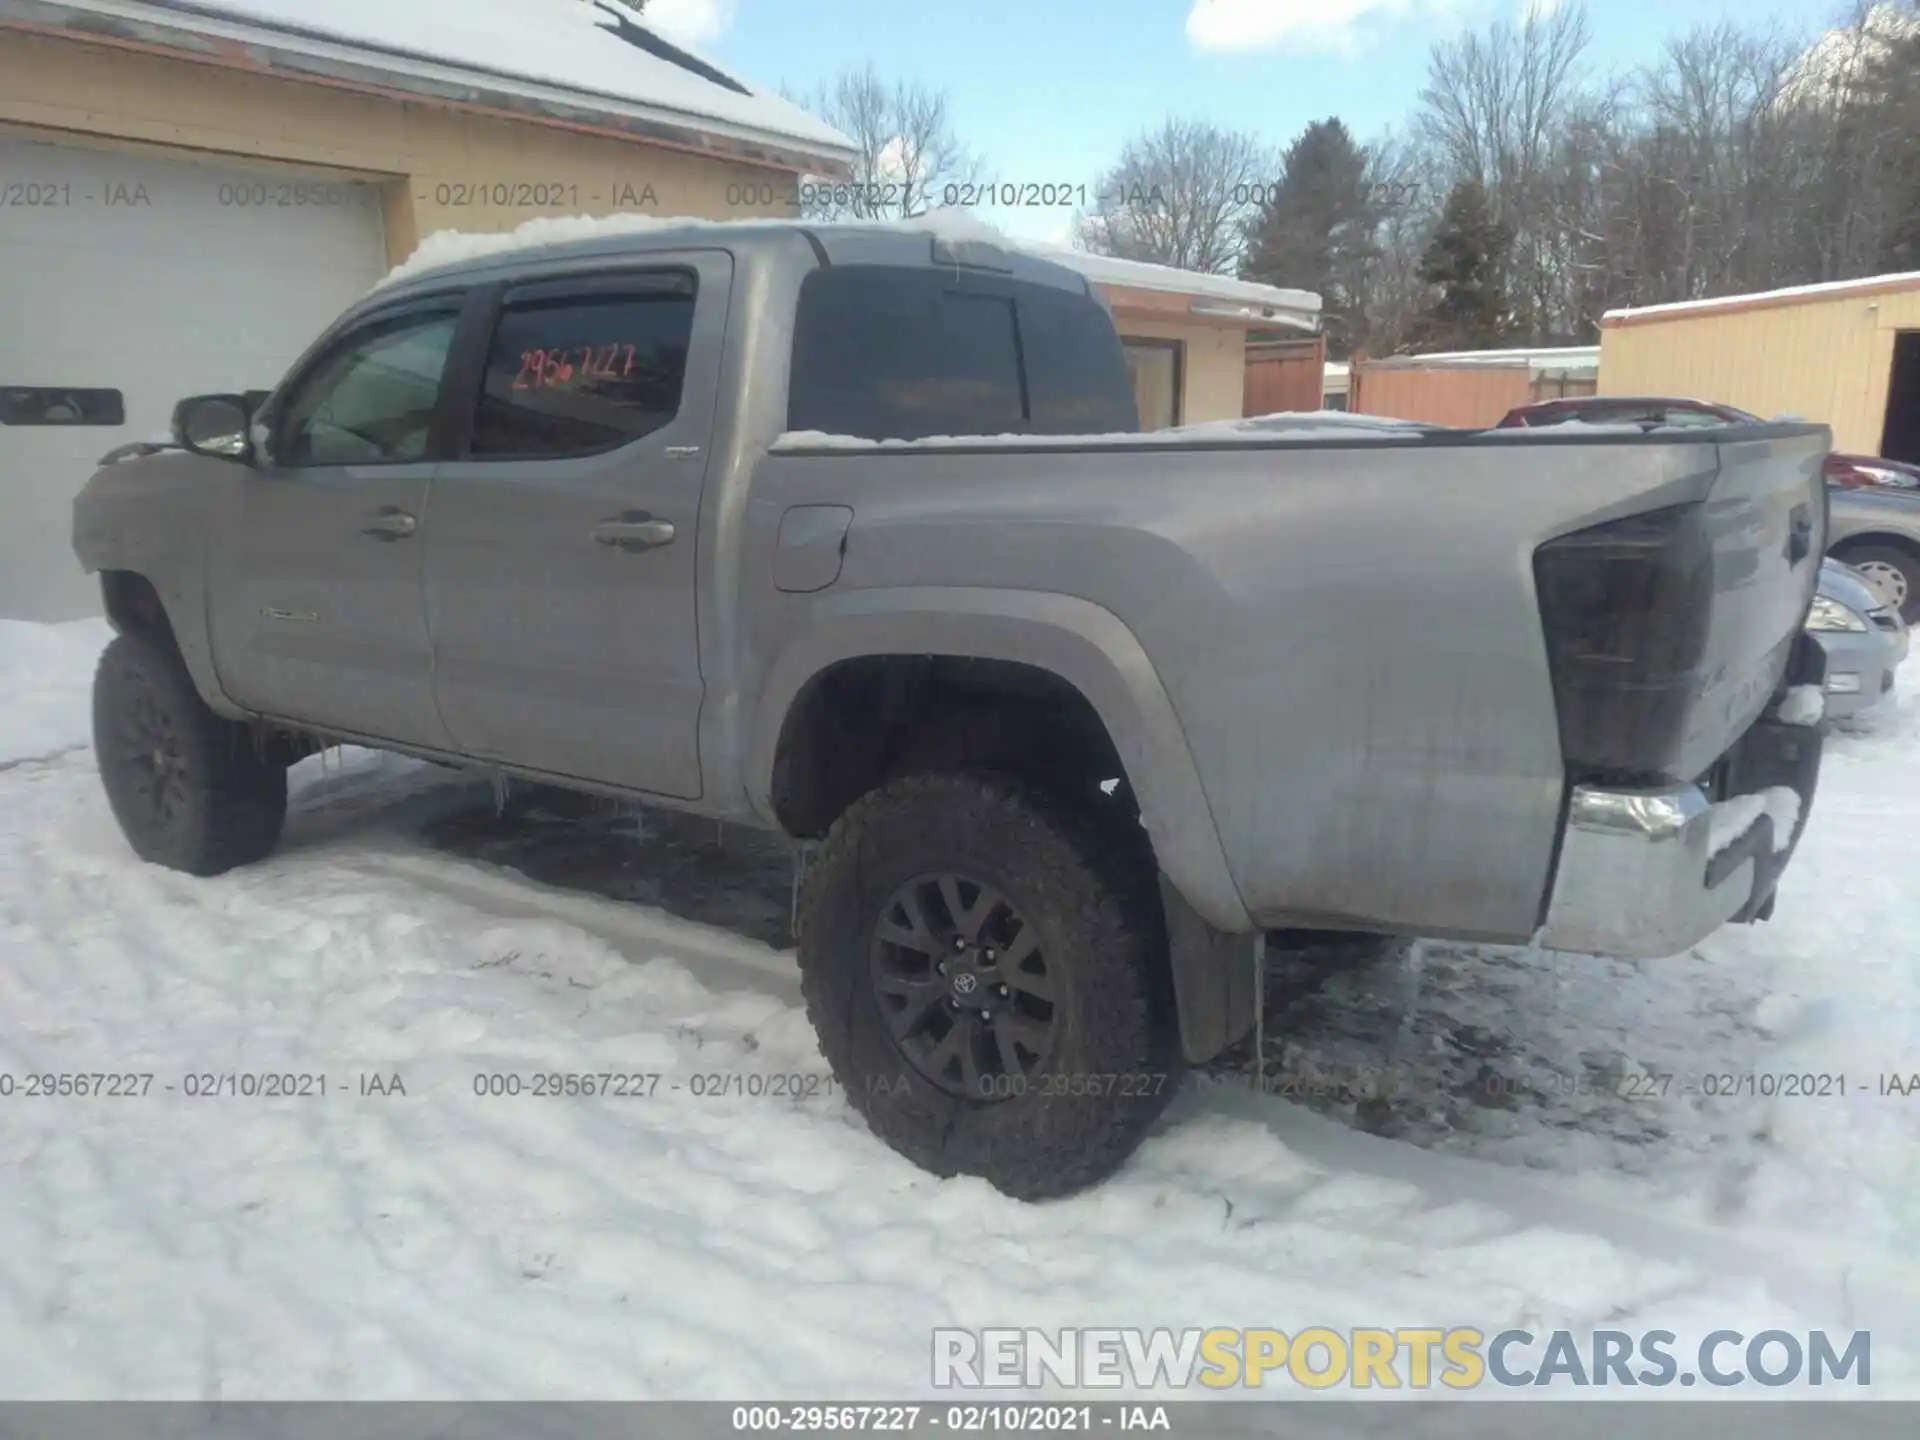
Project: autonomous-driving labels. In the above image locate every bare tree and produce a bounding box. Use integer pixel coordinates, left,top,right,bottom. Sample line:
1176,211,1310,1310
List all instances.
792,64,987,221
1350,131,1443,354
1631,22,1799,298
1417,0,1595,338
1076,118,1272,274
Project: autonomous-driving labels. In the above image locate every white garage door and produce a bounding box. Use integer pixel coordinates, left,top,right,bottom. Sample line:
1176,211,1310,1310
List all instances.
1,137,391,621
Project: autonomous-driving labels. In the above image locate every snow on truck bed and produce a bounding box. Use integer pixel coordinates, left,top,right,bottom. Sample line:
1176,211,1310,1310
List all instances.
5,621,1920,1399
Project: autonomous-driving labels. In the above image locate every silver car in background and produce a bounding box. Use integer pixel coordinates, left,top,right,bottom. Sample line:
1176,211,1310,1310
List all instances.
1811,559,1908,718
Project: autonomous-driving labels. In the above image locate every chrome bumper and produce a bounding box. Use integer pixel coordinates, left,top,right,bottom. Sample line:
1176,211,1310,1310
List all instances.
1539,786,1761,958
1539,642,1826,959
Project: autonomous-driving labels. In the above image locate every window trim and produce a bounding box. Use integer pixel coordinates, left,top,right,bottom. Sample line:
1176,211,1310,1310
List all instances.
1120,335,1185,430
270,294,470,470
447,267,702,464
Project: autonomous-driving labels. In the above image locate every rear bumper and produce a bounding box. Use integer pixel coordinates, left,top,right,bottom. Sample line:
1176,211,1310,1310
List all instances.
1537,641,1826,960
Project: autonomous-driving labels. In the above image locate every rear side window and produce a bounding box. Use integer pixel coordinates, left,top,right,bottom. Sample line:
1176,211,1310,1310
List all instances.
1023,287,1139,433
469,278,696,458
788,267,1028,441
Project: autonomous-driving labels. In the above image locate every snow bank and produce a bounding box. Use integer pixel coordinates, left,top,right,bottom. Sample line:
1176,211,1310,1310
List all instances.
5,617,1920,1399
0,618,111,765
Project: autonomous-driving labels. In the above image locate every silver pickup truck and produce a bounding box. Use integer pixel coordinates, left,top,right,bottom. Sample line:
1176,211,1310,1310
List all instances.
72,220,1831,1198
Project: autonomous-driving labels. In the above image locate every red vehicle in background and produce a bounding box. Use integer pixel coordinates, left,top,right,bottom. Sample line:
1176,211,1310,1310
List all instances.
1497,396,1920,492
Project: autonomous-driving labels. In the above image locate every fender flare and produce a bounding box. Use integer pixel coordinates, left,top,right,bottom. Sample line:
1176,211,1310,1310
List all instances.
747,586,1253,934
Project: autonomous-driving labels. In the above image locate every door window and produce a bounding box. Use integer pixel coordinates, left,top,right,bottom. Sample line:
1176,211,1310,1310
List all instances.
278,309,459,467
468,281,698,458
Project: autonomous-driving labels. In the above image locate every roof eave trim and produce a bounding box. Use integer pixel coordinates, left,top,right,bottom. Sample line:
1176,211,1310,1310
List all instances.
6,0,860,174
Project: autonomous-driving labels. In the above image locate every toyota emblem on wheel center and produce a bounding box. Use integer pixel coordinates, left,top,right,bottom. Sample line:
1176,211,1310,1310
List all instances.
952,972,978,995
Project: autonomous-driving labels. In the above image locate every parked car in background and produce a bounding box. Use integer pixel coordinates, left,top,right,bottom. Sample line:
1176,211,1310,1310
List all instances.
1500,396,1920,623
1811,559,1908,719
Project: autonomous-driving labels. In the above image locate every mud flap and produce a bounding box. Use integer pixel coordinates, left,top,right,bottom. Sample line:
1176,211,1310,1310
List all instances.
1160,875,1258,1063
1719,632,1827,926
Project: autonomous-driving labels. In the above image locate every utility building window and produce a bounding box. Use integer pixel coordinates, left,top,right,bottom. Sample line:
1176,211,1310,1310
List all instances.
1122,339,1183,431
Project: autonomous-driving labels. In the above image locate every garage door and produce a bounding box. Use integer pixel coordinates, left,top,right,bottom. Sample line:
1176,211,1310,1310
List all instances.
1,137,390,621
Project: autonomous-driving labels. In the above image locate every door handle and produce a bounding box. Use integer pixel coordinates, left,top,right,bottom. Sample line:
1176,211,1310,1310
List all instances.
359,506,418,541
592,513,676,551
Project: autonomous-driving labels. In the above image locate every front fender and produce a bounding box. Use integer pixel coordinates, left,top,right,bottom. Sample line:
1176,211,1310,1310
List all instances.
747,586,1253,934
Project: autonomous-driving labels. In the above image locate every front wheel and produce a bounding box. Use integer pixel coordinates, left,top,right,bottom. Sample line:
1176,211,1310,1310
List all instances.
92,634,288,875
795,771,1182,1200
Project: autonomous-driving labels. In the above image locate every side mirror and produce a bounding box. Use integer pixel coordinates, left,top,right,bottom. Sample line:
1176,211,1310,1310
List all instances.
172,394,254,461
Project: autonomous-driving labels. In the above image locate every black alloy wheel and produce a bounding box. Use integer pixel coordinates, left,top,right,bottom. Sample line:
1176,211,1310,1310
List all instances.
870,871,1057,1100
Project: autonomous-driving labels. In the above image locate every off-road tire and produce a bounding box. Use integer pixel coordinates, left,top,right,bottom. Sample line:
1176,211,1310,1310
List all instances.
796,771,1181,1200
92,633,288,875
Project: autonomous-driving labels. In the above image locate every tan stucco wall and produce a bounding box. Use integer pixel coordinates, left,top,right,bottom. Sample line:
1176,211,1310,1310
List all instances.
1600,284,1920,455
0,30,800,267
1110,315,1249,425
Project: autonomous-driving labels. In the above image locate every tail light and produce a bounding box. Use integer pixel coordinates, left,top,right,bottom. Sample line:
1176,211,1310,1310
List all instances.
1533,503,1715,786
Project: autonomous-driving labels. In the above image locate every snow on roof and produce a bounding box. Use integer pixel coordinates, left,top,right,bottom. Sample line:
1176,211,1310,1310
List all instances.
900,210,1319,321
90,0,854,160
1029,249,1320,322
378,207,1325,323
1603,272,1920,326
1363,346,1599,375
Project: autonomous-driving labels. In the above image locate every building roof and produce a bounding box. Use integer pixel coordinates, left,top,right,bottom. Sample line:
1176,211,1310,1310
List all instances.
1602,272,1920,328
21,0,858,173
1030,247,1321,329
1360,346,1599,376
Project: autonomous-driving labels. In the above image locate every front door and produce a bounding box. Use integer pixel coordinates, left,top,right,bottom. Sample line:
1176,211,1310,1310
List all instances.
423,255,728,799
207,296,465,749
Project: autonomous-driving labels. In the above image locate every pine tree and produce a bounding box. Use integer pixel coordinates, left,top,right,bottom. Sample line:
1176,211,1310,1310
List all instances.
1241,120,1381,358
1408,180,1515,352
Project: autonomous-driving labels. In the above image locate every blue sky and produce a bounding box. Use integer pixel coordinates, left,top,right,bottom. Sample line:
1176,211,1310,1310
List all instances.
669,0,1835,240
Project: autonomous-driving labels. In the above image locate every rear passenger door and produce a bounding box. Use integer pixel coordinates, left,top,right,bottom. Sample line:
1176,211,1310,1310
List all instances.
423,256,728,799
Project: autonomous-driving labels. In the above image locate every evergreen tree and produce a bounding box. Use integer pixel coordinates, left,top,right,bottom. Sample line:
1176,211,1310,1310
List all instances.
1241,119,1382,358
1408,179,1515,351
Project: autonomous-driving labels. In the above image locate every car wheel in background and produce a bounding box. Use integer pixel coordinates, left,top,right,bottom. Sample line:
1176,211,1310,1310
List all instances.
1833,542,1919,624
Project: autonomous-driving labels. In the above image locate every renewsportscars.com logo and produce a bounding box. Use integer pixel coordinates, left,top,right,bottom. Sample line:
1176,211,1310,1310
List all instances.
931,1327,1872,1391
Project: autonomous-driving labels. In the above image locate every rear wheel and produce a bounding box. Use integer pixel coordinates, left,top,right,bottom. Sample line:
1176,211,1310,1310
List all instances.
92,634,288,875
1835,542,1919,623
796,771,1181,1200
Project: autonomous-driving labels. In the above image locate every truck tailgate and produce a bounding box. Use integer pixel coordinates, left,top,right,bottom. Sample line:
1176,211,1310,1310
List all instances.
1533,425,1829,787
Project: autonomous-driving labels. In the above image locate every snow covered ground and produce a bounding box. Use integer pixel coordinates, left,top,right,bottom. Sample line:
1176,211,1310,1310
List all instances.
3,620,1919,1401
